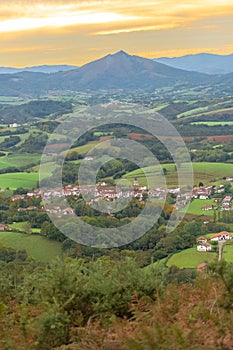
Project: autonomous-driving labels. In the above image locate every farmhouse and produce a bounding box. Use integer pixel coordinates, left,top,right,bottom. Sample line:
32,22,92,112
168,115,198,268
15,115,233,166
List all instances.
222,196,232,206
210,231,232,241
226,177,233,181
197,243,211,252
201,205,213,211
197,236,207,244
192,186,212,199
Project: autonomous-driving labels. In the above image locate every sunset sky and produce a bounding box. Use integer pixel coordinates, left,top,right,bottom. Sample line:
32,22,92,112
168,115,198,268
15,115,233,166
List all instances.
1,0,233,67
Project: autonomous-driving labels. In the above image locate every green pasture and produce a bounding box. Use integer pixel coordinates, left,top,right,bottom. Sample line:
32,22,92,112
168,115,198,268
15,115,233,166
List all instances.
64,141,99,156
166,242,233,269
177,106,209,118
124,162,233,188
0,153,41,170
179,107,233,121
148,104,169,112
0,132,29,146
9,221,41,234
64,139,114,156
0,96,32,105
0,231,62,262
32,162,55,179
222,244,233,263
191,121,233,126
0,172,38,189
166,247,217,268
185,199,215,216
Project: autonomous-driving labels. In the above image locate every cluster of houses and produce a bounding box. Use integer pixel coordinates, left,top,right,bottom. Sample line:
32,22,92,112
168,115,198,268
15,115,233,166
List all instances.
10,183,192,213
201,195,233,212
221,196,232,210
8,182,192,216
8,181,233,217
44,206,74,216
192,186,212,200
197,231,232,252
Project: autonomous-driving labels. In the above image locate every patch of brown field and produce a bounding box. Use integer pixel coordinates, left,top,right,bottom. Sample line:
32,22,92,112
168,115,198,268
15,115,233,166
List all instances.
46,143,69,151
99,135,113,142
128,133,154,140
181,136,197,141
207,135,233,142
215,109,233,115
180,135,233,143
184,213,211,221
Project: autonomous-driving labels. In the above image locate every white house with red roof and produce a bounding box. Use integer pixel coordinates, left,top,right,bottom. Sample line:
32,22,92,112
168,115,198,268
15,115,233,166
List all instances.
197,236,207,244
197,243,211,252
210,231,232,241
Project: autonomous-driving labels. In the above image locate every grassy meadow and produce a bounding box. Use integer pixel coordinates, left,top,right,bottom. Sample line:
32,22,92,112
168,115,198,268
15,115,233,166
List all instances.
222,244,233,263
124,162,233,188
0,153,41,170
9,221,41,233
191,121,233,126
0,172,38,189
184,199,215,216
0,231,62,262
166,247,217,268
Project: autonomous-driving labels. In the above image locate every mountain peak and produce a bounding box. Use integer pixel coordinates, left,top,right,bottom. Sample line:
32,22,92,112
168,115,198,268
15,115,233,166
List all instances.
112,50,129,57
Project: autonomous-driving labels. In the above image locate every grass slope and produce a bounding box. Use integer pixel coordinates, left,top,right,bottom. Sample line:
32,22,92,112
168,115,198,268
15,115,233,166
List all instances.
222,244,233,263
191,121,233,126
124,162,233,188
185,199,215,216
0,231,62,262
167,247,217,268
9,221,40,233
0,172,38,189
0,153,41,170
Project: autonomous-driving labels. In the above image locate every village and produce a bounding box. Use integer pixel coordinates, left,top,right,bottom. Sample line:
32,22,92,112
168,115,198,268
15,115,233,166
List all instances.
11,179,233,211
7,178,233,217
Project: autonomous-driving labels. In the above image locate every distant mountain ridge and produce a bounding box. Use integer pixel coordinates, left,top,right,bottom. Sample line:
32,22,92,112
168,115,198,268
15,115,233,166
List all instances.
48,50,212,90
0,64,78,74
0,51,231,96
154,53,233,74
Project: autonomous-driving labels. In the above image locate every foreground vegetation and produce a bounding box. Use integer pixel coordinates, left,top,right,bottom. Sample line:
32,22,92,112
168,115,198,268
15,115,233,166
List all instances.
0,253,233,350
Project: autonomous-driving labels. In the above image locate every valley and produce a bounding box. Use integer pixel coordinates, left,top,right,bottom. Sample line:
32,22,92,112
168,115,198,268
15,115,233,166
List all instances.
0,51,233,350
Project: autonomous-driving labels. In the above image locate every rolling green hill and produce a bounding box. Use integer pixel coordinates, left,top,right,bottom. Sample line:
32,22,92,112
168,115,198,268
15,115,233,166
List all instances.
124,162,233,187
0,231,62,262
0,172,38,189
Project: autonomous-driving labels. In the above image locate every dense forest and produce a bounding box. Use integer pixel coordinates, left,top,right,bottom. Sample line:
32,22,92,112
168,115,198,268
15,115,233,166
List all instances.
0,100,73,124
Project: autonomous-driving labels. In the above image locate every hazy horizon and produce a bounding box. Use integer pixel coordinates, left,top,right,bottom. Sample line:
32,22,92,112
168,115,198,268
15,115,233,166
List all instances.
1,50,233,69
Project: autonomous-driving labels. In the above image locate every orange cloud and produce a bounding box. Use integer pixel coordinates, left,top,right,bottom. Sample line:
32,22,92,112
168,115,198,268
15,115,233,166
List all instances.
0,0,233,67
0,0,232,35
0,45,65,53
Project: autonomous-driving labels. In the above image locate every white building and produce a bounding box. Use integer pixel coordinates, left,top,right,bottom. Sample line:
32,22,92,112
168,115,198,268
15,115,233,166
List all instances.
210,231,231,241
197,243,211,252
